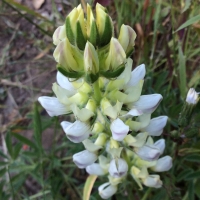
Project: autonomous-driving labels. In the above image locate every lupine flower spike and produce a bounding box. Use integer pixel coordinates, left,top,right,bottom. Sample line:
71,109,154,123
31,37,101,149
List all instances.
38,3,172,199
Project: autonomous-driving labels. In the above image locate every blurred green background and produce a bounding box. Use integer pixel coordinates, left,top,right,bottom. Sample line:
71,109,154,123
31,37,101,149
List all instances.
0,0,200,199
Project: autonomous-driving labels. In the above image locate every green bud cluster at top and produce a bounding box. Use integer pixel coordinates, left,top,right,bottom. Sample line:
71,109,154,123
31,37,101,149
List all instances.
53,3,136,83
39,3,172,199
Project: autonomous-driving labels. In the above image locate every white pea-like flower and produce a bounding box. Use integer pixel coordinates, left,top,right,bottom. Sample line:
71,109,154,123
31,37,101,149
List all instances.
126,63,146,87
73,150,97,169
127,94,163,116
186,88,199,105
142,116,168,136
61,121,91,143
86,163,106,176
108,158,128,178
38,96,71,117
135,145,161,161
151,156,172,172
110,118,129,141
154,139,165,155
98,182,117,199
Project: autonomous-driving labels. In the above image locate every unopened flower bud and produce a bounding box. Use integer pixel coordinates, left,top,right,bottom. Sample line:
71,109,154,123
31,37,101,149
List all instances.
92,122,104,134
118,24,136,57
54,38,84,79
84,42,99,83
96,3,113,47
178,88,199,127
186,88,199,105
53,25,66,45
73,150,97,168
95,133,108,146
142,175,162,188
87,4,98,47
101,38,126,79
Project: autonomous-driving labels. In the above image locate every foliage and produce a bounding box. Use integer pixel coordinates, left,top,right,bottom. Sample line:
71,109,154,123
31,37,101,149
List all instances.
1,0,200,199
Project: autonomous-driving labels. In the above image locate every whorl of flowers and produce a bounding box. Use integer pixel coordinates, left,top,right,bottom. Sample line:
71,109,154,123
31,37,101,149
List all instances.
38,3,172,199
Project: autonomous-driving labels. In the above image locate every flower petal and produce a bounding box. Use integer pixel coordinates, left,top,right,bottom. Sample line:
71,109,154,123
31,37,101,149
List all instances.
142,116,168,136
61,121,91,143
98,182,117,199
109,158,128,178
56,71,75,92
135,145,161,161
142,175,162,188
110,118,129,141
151,156,172,172
38,96,70,117
86,163,106,175
73,150,97,168
154,139,165,154
128,94,163,116
126,64,146,87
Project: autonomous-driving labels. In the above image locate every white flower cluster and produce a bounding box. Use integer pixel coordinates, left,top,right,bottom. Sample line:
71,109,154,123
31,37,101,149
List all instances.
38,3,172,199
38,62,172,198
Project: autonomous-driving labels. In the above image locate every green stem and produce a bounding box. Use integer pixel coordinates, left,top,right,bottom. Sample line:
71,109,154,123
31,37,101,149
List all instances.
93,80,102,105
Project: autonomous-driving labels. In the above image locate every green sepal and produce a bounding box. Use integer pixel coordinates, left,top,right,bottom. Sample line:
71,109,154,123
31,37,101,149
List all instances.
99,15,113,47
100,64,125,79
88,20,99,47
90,113,97,126
85,73,99,84
126,47,134,58
185,127,199,138
66,17,75,45
76,21,86,50
57,65,84,79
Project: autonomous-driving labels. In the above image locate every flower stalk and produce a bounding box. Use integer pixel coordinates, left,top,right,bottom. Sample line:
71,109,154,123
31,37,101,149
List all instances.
38,3,173,199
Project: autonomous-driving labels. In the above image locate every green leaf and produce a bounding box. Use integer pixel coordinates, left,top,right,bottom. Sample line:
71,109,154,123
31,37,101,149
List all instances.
66,17,75,45
178,41,186,98
3,0,52,22
33,103,42,150
76,21,86,50
0,150,8,159
188,181,194,200
12,133,37,150
0,161,9,167
194,179,200,198
83,175,97,200
182,0,191,13
5,131,13,158
185,154,200,162
185,170,200,180
177,168,193,182
57,65,84,79
9,164,36,172
13,143,23,160
0,168,7,176
175,14,200,32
